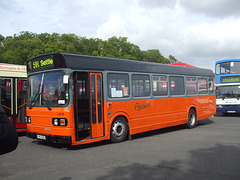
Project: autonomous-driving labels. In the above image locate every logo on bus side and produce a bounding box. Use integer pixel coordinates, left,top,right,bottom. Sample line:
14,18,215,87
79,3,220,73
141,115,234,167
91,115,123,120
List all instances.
135,102,150,111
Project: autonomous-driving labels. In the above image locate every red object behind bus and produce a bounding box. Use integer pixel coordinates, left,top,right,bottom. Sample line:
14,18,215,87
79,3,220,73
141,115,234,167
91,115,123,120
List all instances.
170,63,199,68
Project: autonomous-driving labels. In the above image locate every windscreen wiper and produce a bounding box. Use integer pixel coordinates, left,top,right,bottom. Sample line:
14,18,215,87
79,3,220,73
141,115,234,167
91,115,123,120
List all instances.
42,98,52,111
222,95,226,100
40,84,52,111
29,93,40,109
232,94,239,100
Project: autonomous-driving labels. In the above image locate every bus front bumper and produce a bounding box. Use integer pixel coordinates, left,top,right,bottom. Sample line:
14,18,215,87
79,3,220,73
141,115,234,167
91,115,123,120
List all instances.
217,104,240,113
26,131,72,144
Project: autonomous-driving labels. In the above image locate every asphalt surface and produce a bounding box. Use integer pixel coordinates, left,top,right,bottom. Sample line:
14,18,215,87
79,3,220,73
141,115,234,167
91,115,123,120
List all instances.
1,114,240,180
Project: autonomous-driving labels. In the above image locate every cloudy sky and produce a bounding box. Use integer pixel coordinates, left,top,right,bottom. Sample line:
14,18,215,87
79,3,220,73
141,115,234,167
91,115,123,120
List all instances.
1,0,240,70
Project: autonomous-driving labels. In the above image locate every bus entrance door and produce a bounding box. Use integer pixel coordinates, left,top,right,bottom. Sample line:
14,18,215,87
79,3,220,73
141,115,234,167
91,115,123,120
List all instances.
75,72,104,141
90,73,104,138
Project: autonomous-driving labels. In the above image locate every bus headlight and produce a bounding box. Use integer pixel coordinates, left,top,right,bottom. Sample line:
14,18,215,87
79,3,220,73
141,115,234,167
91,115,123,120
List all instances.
52,118,68,126
53,118,59,126
25,116,31,123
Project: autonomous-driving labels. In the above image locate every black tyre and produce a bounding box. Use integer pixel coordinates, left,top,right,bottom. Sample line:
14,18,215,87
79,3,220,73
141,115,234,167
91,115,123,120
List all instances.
110,117,129,143
187,109,197,129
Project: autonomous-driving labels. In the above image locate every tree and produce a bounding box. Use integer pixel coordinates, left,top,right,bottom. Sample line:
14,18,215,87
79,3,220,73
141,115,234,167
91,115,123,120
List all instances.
142,49,170,64
1,32,44,64
102,36,142,60
169,55,178,63
0,34,5,63
0,32,174,65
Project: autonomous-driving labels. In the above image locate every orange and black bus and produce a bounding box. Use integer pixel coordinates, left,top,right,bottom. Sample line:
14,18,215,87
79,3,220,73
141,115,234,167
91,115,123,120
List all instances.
0,63,27,132
26,53,216,145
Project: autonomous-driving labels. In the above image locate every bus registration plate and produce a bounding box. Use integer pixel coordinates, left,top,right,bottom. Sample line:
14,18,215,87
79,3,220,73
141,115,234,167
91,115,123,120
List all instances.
37,134,46,140
228,111,236,113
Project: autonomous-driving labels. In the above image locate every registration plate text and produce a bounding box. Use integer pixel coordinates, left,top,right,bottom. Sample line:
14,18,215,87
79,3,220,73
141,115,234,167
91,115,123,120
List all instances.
37,134,46,140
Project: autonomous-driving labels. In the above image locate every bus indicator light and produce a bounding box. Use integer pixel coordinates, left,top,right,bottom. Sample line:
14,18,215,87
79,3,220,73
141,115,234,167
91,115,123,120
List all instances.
25,116,31,123
60,119,66,126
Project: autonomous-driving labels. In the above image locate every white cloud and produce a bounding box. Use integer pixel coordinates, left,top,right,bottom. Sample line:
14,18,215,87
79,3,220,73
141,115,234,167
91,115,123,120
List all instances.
139,0,178,9
1,0,240,70
179,0,240,18
96,0,240,70
179,17,240,62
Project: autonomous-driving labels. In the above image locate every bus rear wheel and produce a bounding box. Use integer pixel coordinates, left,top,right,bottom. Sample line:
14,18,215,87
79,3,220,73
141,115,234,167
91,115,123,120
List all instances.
187,109,197,129
110,117,129,143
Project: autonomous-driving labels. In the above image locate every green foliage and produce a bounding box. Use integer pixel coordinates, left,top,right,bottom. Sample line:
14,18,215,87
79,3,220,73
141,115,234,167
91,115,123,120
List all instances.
169,55,178,63
141,49,170,64
0,31,178,65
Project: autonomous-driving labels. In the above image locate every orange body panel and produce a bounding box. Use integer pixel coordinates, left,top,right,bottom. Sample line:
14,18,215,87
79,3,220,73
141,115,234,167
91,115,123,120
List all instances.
105,96,216,138
27,95,216,146
27,107,75,140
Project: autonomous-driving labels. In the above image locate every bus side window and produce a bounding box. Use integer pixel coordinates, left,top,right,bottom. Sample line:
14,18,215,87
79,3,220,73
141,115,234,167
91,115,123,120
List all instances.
152,75,168,96
198,78,208,94
169,76,185,95
186,77,197,95
108,73,129,98
132,74,150,97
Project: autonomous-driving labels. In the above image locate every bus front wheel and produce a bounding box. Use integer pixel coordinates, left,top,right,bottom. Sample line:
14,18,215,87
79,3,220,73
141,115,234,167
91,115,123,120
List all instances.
110,117,129,143
187,109,197,129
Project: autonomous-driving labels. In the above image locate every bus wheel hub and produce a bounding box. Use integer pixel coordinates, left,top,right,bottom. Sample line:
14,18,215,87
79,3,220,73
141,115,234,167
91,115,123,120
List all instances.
112,121,125,137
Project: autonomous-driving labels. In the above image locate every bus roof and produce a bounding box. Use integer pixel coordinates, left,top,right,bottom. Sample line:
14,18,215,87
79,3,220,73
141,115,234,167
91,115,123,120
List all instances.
0,63,27,78
216,59,240,64
28,53,214,77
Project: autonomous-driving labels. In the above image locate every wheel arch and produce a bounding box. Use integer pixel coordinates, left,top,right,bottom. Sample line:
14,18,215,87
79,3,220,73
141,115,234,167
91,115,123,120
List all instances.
188,105,197,119
107,112,131,139
187,106,198,129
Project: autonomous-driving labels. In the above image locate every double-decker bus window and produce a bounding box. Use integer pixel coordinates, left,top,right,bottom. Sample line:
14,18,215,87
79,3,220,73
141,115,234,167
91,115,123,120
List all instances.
231,62,240,73
216,85,240,99
170,76,185,95
152,75,168,96
216,64,220,75
216,61,240,75
132,75,150,97
220,62,230,74
198,78,208,94
108,73,129,98
186,77,197,95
